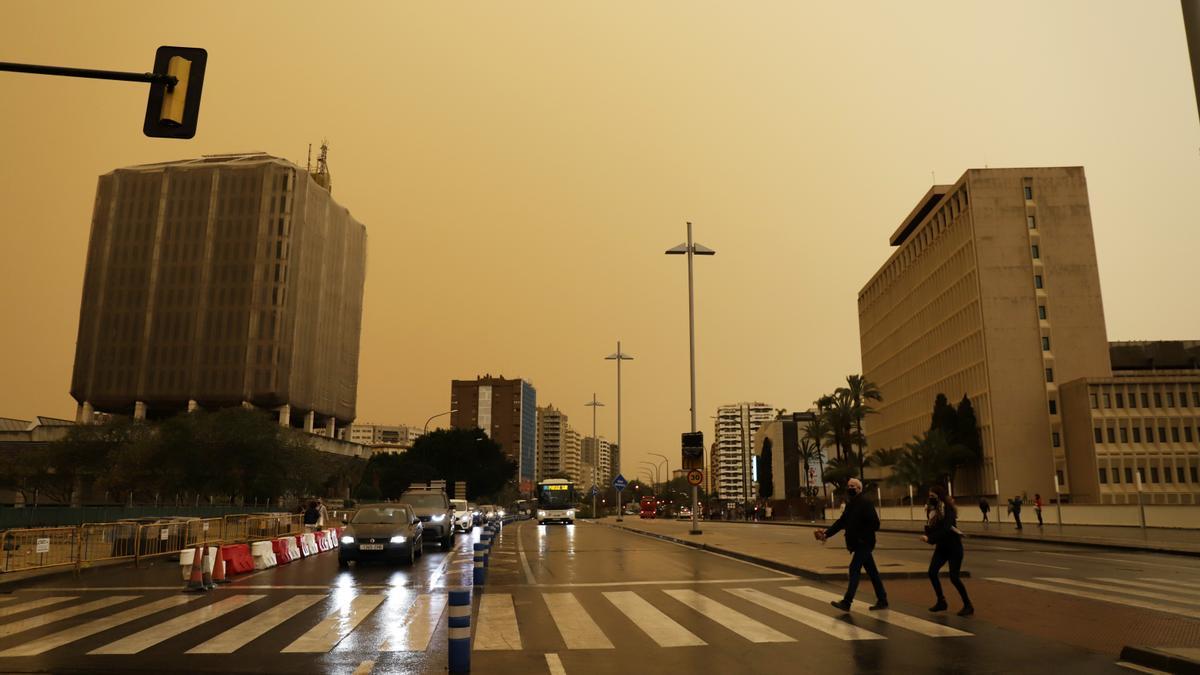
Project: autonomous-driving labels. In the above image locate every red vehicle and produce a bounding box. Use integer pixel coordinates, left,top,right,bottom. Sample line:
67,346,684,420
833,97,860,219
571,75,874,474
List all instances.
639,496,659,519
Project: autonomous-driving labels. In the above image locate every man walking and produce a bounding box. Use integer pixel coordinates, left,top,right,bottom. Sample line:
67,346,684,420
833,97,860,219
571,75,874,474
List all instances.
978,497,990,524
815,478,888,611
1034,493,1044,527
1008,495,1023,530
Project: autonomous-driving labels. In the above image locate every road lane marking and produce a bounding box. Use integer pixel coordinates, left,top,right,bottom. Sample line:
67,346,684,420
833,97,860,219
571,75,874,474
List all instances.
517,524,537,585
1037,577,1200,607
0,596,199,657
352,659,376,675
996,559,1071,570
187,595,325,654
664,589,793,643
0,596,77,618
528,577,793,588
282,594,385,653
1143,577,1200,590
987,578,1200,619
724,588,885,641
782,586,972,638
603,591,705,647
90,594,265,654
542,593,614,649
1095,578,1200,598
0,596,138,639
1037,552,1200,571
545,653,568,675
474,594,522,650
380,593,447,652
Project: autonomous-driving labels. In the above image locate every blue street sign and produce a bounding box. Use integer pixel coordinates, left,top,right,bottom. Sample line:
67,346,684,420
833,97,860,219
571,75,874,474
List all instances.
612,474,627,492
590,485,600,497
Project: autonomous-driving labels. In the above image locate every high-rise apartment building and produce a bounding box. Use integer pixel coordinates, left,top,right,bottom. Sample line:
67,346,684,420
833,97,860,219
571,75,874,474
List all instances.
341,422,423,450
858,167,1110,499
713,402,774,502
582,436,613,484
535,405,581,482
564,428,582,484
451,375,538,490
70,153,367,433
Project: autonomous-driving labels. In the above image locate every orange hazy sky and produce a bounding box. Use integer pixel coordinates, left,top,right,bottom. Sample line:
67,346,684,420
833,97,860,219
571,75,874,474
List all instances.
2,2,1198,482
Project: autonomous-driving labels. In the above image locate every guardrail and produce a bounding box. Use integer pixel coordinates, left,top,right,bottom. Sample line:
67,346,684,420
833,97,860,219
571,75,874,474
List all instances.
1,526,78,573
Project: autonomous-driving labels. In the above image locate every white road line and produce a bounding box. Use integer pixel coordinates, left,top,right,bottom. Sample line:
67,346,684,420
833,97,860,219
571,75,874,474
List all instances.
0,596,137,639
1143,577,1200,590
352,659,376,675
782,586,971,638
1038,551,1200,571
1038,577,1200,607
474,594,522,650
530,577,793,588
987,577,1200,619
282,595,385,653
187,595,325,654
89,594,265,654
603,591,706,648
0,596,77,618
0,596,198,657
380,594,448,652
996,559,1071,571
1096,578,1200,598
542,593,614,650
724,588,884,641
545,653,568,675
517,524,536,585
664,589,793,643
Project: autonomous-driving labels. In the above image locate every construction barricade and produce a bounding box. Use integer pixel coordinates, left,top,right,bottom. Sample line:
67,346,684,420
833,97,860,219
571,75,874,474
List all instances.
1,526,78,573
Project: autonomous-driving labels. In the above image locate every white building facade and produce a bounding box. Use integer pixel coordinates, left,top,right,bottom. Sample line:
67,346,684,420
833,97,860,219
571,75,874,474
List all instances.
713,402,775,503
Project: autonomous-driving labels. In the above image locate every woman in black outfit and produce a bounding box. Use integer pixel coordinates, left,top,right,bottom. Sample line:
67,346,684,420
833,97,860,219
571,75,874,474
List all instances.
921,485,973,617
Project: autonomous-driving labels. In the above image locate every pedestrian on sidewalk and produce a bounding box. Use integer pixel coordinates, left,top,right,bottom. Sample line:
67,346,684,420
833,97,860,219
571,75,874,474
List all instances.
1034,493,1044,527
814,478,888,612
317,498,329,528
765,503,773,521
1008,495,1023,530
978,497,990,524
303,500,320,531
922,485,974,617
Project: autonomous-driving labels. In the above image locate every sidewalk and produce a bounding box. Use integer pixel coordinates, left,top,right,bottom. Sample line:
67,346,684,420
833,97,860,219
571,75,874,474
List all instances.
729,517,1200,556
604,517,965,581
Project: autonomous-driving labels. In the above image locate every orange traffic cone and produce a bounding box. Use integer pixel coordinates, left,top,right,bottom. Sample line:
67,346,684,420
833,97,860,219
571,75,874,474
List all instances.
183,546,207,593
212,547,229,584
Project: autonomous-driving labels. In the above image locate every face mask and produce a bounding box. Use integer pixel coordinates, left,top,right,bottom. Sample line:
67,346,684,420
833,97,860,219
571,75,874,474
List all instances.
928,497,939,506
847,487,858,496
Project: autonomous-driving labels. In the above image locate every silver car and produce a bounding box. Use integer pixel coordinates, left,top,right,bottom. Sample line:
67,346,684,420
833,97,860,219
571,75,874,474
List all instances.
400,488,454,550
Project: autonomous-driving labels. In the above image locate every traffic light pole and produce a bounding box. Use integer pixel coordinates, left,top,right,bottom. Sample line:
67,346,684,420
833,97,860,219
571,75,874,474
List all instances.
685,223,701,535
0,62,178,87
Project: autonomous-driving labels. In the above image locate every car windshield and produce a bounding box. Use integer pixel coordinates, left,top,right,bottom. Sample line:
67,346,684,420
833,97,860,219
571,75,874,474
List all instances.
351,507,407,524
402,493,447,508
450,500,468,511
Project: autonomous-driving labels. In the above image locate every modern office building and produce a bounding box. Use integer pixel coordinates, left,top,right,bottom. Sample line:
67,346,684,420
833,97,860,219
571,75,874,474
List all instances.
69,153,367,435
341,422,423,450
450,375,538,490
858,167,1110,500
582,436,614,484
713,402,775,502
751,411,818,501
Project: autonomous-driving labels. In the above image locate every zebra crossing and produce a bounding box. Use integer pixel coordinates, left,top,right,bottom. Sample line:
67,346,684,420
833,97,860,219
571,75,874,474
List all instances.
0,583,974,658
987,575,1200,620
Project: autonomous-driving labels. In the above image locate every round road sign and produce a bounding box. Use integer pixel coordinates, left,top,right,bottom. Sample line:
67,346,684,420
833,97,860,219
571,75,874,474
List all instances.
687,469,703,486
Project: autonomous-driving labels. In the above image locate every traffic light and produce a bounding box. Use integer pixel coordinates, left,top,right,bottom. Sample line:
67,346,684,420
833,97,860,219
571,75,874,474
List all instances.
144,46,206,139
681,431,704,470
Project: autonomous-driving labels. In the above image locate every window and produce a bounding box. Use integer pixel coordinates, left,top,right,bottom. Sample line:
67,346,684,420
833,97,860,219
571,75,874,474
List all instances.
1138,468,1145,484
1120,427,1128,443
1049,399,1057,415
1034,275,1044,289
1113,468,1122,484
1098,468,1108,484
1038,305,1047,320
1130,391,1139,408
1089,394,1098,409
1024,186,1034,200
1187,427,1195,443
1125,467,1134,483
1031,244,1041,259
1093,428,1103,443
1193,467,1199,483
1116,393,1124,408
1194,392,1200,407
1179,467,1188,483
1147,426,1155,442
1151,467,1160,483
1159,427,1168,442
1133,427,1142,442
1142,393,1150,408
1155,392,1163,407
1027,215,1037,228
1166,466,1174,483
1056,469,1065,485
1183,391,1191,408
1052,432,1061,448
1172,427,1181,443
1042,336,1051,351
1107,428,1116,444
1167,392,1176,407
1045,368,1054,382
1103,393,1111,408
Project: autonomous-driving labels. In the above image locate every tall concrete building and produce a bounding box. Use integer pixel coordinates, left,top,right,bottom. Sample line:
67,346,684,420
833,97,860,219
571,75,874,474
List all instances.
341,422,423,450
70,153,367,434
535,405,581,483
858,167,1110,499
450,375,538,490
582,436,613,484
713,402,774,502
564,427,582,484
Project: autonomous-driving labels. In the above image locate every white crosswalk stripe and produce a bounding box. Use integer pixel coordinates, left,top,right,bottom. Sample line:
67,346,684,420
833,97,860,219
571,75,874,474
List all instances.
0,596,77,618
663,589,793,643
988,577,1200,619
380,593,448,652
90,594,266,654
1094,578,1200,598
543,592,614,650
724,588,885,641
1142,577,1200,591
781,587,972,638
282,594,384,653
474,594,522,650
0,596,200,657
603,590,706,647
1038,577,1200,607
0,596,137,639
188,595,326,654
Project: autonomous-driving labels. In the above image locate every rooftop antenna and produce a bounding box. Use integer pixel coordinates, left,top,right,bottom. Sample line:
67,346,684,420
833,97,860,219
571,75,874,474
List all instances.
312,139,332,193
306,143,312,172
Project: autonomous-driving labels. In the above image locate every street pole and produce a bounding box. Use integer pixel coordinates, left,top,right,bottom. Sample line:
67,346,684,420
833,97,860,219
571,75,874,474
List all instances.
908,484,914,521
586,394,605,517
1184,0,1200,126
606,343,633,522
994,477,1002,525
1053,474,1064,532
423,409,457,434
1136,472,1146,530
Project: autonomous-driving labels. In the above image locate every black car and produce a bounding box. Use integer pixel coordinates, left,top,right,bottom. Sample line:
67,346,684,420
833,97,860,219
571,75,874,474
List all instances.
338,504,424,567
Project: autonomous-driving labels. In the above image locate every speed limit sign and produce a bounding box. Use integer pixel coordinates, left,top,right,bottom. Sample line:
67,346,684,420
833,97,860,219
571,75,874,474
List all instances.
687,470,703,486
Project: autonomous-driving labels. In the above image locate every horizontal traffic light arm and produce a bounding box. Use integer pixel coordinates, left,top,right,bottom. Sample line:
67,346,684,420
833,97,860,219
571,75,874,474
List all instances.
0,61,178,88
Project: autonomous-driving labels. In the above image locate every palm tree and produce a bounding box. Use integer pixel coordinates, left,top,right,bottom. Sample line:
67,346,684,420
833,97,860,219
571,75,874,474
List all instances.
822,455,858,495
797,436,823,498
822,390,862,463
802,417,834,501
888,430,973,493
841,374,883,481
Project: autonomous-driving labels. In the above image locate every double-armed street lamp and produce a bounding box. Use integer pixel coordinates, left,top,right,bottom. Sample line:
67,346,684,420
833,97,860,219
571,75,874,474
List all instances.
606,342,633,521
586,394,605,518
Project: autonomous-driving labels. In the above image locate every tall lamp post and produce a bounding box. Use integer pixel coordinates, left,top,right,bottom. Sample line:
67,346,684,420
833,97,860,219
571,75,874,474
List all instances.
423,409,457,434
586,394,605,518
606,342,633,522
666,221,715,535
648,452,670,494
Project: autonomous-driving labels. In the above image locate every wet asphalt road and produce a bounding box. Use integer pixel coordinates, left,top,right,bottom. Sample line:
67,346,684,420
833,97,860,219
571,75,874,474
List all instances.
0,519,1195,674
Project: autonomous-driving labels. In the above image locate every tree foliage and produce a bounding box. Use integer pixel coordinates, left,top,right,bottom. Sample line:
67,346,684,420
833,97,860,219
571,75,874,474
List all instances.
356,427,516,502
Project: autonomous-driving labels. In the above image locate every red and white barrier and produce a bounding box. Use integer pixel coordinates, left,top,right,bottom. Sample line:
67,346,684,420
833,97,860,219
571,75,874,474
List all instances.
251,540,277,569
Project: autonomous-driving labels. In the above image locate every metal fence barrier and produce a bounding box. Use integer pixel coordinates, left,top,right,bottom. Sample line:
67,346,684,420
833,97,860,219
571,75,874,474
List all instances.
1,526,79,573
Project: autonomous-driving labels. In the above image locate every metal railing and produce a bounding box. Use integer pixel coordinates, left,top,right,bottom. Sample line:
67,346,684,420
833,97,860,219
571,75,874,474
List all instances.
1,526,79,573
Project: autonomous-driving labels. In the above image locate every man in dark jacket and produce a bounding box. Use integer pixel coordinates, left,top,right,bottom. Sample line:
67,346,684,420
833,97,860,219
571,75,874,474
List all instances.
816,478,889,611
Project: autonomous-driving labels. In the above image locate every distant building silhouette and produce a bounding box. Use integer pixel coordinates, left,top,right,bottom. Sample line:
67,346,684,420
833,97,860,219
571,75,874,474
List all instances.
450,375,537,492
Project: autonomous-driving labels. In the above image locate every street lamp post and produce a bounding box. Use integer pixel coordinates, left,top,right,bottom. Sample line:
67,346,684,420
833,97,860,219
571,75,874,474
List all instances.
649,452,670,492
606,342,633,522
666,221,715,535
586,394,605,518
423,409,457,434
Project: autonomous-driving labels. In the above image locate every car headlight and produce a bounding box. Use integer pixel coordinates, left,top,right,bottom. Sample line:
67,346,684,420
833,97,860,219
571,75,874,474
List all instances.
567,509,575,517
498,510,506,517
340,535,354,544
389,535,406,544
432,514,446,522
537,510,547,518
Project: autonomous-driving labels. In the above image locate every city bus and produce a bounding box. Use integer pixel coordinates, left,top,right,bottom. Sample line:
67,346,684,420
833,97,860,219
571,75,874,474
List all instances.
536,478,577,525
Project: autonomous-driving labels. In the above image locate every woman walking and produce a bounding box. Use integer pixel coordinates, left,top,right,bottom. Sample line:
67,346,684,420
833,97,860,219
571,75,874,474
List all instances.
921,485,973,617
